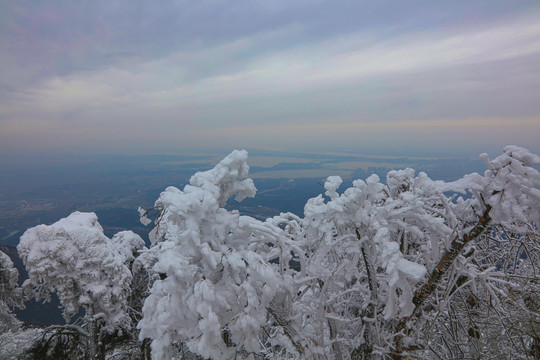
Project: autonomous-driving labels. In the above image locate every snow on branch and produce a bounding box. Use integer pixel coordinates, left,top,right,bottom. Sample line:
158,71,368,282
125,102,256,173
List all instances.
17,212,145,331
8,146,540,360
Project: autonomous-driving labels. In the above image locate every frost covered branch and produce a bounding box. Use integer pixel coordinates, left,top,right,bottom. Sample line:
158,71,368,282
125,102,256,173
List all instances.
4,146,539,360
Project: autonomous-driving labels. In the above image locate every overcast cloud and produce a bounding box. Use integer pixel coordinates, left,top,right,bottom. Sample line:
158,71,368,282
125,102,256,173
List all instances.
1,0,539,156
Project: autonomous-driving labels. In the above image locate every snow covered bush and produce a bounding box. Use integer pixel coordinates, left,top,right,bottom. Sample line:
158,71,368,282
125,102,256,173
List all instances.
0,328,43,360
17,212,147,359
8,146,539,360
0,249,23,333
269,146,540,359
138,146,540,360
415,146,540,359
137,150,296,359
18,212,144,328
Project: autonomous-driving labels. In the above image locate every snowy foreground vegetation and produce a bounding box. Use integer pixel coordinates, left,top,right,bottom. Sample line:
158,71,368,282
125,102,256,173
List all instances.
1,146,539,360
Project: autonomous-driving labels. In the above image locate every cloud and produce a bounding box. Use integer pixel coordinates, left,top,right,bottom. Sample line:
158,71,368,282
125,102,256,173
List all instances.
1,3,539,155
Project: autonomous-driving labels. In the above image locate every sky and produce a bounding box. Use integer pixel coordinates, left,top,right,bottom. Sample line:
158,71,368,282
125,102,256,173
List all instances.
1,0,539,158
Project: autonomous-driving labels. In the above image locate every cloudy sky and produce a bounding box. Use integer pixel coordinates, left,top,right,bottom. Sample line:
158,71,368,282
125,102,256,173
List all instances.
1,0,539,157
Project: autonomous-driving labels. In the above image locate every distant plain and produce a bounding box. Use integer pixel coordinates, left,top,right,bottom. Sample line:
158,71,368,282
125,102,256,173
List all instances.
0,150,486,247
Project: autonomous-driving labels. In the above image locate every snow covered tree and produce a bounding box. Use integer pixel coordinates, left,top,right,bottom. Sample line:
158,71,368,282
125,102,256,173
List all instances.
262,146,540,359
137,146,539,360
0,249,23,333
137,150,298,359
9,146,539,359
17,212,147,359
407,146,540,359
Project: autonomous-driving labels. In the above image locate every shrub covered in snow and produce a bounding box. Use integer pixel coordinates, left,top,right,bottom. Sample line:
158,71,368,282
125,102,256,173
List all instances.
137,147,540,359
2,146,539,360
0,249,23,333
17,212,147,359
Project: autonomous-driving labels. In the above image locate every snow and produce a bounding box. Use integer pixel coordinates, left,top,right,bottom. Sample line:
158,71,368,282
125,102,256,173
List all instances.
5,146,540,360
138,150,288,359
17,212,142,330
0,249,23,333
324,175,342,200
111,230,146,263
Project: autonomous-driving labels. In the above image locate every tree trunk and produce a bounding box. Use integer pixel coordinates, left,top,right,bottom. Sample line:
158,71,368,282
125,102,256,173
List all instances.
141,338,152,360
350,230,377,359
393,205,492,359
86,307,101,360
266,306,304,356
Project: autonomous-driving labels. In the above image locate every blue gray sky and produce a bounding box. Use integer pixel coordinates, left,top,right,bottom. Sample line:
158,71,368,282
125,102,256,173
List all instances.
1,0,539,157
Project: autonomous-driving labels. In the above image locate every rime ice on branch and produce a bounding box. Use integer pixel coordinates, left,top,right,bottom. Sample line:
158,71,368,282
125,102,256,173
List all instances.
138,146,540,360
138,150,295,359
8,146,539,360
17,212,147,359
18,212,145,329
0,250,23,333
